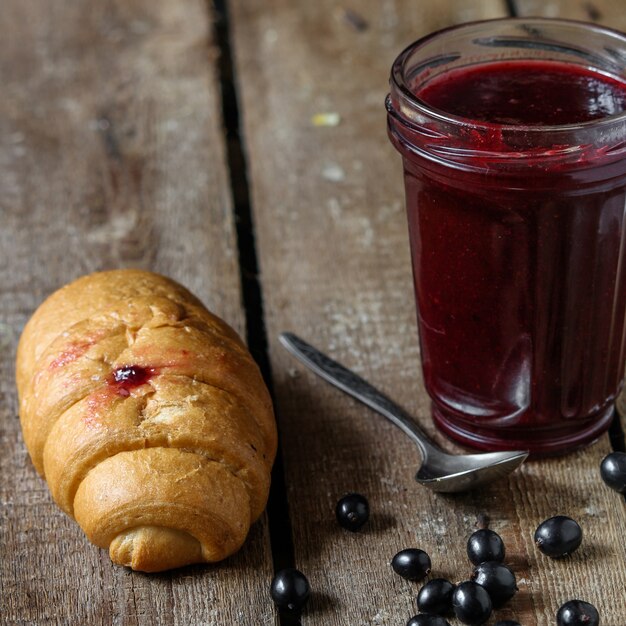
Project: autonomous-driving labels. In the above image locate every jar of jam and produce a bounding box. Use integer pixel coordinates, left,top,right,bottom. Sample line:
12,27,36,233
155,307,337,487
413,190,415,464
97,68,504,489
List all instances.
387,18,626,454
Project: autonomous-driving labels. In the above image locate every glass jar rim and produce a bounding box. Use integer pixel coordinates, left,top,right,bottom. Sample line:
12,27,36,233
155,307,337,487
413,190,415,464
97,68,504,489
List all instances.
390,17,626,135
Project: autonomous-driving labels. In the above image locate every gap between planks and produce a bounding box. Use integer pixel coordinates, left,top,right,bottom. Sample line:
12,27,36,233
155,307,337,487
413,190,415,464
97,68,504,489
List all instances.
210,3,299,624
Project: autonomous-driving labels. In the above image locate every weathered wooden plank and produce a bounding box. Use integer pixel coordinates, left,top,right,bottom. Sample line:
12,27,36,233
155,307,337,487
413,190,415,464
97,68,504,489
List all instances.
514,0,626,31
231,1,626,624
0,1,274,624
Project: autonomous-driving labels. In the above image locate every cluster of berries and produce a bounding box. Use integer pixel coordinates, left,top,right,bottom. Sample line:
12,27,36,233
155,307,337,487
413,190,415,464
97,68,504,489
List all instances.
399,517,597,626
398,527,515,625
269,473,623,625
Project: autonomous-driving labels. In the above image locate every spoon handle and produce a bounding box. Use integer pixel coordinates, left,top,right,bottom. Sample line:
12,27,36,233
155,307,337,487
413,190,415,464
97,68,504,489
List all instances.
279,332,440,459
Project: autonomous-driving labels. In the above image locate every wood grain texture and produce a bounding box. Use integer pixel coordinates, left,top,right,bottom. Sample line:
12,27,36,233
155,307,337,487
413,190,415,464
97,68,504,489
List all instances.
231,0,626,624
0,1,274,624
514,0,626,30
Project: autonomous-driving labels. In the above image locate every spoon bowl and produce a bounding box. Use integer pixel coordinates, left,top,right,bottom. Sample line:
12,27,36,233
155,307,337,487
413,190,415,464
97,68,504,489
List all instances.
280,332,528,493
415,450,528,492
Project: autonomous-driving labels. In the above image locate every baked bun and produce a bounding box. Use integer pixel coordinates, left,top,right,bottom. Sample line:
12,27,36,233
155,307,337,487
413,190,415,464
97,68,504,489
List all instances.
16,269,276,572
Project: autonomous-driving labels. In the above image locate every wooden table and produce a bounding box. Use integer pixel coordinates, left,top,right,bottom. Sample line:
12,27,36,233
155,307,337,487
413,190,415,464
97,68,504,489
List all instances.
2,1,626,624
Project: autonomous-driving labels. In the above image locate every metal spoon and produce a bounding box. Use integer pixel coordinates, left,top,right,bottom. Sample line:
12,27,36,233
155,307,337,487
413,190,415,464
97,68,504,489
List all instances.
279,332,528,493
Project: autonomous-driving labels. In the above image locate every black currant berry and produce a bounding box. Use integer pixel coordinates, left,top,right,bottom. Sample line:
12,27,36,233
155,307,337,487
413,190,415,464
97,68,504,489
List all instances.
494,621,521,626
556,599,600,626
270,568,310,612
391,548,432,581
534,515,582,558
452,581,492,625
600,451,626,493
466,529,506,565
416,578,455,615
471,561,517,607
335,493,369,531
406,615,451,626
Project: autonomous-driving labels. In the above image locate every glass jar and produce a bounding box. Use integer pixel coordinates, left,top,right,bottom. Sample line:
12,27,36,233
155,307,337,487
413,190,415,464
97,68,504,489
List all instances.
386,18,626,454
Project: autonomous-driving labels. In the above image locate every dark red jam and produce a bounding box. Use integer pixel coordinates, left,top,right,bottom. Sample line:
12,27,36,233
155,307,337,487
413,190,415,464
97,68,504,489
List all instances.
109,365,155,396
392,60,626,453
417,60,626,126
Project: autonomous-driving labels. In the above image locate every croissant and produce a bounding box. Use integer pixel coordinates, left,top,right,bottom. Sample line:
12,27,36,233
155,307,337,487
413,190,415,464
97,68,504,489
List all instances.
16,269,277,572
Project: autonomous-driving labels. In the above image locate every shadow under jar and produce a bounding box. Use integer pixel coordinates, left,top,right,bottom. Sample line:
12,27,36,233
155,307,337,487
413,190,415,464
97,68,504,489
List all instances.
386,18,626,455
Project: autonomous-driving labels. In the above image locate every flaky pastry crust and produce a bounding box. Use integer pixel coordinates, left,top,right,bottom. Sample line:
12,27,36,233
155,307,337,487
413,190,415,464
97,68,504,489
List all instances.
16,269,277,572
